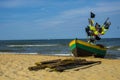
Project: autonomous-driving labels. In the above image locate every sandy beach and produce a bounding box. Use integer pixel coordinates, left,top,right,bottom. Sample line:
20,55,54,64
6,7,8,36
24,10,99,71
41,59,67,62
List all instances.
0,53,120,80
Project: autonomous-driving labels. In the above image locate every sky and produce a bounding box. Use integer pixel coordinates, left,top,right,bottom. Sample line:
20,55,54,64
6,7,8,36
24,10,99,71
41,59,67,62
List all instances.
0,0,120,40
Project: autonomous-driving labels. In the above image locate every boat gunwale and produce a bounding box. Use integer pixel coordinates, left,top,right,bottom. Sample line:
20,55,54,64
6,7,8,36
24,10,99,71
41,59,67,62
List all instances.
69,39,107,51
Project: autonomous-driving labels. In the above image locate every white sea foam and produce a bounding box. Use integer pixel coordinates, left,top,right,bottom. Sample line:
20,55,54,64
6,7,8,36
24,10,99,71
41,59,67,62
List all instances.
0,52,38,54
106,46,113,49
8,44,58,47
117,48,120,51
53,53,73,56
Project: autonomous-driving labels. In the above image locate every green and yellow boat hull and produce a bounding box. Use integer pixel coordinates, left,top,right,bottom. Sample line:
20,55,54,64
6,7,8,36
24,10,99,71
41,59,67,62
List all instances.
69,39,107,58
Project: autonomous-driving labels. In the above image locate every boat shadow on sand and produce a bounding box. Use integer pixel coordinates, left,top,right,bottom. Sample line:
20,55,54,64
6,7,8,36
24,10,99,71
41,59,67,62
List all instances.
28,58,101,72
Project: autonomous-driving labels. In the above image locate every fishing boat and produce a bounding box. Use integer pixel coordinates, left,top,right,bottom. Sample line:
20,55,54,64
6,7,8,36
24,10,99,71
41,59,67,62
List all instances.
69,38,107,58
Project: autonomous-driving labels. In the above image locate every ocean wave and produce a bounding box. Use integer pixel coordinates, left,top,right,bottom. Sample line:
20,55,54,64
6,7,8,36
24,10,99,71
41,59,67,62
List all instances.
7,44,59,47
117,48,120,51
106,46,113,49
0,52,38,54
106,46,120,50
52,53,73,56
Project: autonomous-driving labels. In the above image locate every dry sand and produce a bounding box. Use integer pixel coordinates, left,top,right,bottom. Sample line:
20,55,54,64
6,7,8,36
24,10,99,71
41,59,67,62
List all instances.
0,53,120,80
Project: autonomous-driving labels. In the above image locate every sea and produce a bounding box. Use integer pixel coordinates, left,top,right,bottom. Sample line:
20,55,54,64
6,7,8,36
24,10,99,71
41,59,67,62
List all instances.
0,38,120,59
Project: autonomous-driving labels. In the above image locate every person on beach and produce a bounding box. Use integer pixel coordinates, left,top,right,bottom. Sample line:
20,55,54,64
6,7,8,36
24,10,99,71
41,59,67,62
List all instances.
85,12,111,44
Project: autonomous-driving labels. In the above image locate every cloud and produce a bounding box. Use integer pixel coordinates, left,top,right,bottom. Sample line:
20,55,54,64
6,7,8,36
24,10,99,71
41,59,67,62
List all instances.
0,0,25,8
0,0,43,8
0,0,74,8
37,1,120,27
96,1,120,6
2,1,120,25
95,2,120,13
1,0,120,28
61,1,120,17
